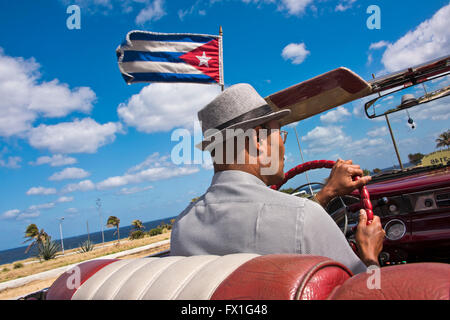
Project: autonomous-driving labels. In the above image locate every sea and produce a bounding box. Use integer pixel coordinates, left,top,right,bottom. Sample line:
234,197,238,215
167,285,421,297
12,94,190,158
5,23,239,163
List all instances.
0,216,176,266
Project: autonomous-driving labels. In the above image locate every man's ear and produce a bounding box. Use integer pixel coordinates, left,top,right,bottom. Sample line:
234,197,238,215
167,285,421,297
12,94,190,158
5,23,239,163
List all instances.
254,126,269,157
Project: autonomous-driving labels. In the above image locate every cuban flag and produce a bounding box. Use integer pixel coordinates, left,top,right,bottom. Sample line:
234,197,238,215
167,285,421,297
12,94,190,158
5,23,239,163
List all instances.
116,30,223,85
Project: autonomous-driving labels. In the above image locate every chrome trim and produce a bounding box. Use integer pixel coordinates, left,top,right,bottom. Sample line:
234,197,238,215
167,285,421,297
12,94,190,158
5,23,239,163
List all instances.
384,219,407,241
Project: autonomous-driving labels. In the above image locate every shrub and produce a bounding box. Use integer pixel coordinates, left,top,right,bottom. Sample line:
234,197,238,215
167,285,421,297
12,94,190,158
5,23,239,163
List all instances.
129,230,145,240
148,228,163,236
79,240,95,253
13,263,23,269
2,267,9,272
37,238,60,261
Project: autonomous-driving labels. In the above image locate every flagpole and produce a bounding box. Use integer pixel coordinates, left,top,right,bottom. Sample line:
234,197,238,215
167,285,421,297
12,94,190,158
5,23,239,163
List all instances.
219,26,224,92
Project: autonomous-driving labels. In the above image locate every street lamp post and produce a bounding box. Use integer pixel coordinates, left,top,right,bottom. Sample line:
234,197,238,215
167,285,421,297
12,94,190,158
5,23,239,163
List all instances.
58,217,65,255
96,198,105,244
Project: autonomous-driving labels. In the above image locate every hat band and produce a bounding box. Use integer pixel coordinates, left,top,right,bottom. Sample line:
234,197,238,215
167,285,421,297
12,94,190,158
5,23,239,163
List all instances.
214,104,273,131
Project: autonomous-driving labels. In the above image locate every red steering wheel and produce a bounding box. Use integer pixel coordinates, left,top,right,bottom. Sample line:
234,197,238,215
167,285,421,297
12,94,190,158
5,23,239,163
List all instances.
270,160,374,224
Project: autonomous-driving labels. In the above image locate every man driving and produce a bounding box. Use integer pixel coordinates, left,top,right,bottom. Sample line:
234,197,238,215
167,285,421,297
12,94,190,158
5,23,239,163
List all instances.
171,83,385,274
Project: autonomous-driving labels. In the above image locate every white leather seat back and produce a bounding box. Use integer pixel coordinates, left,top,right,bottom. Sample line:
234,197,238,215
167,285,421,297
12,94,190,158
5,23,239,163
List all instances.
72,254,259,300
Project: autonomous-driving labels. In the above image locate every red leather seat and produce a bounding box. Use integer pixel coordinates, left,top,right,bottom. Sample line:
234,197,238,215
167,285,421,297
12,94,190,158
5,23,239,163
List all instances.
329,263,450,300
45,254,450,300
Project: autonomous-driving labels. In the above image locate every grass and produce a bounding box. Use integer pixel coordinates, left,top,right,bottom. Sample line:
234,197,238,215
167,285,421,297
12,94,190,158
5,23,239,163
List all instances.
0,231,171,284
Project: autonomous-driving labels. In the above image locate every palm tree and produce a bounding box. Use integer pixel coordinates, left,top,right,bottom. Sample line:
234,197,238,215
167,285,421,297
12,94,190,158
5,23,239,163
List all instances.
106,216,121,243
131,219,144,231
435,130,450,149
23,224,49,253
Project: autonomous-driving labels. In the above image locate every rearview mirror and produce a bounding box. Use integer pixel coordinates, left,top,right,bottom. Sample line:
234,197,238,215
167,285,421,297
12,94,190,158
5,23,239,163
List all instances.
365,55,450,119
365,80,450,119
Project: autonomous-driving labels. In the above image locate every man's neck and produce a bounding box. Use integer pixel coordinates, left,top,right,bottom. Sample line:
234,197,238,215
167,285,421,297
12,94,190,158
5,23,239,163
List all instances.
214,164,269,185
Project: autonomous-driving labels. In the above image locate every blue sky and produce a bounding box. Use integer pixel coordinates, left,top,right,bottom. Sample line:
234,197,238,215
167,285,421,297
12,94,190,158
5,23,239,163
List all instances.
0,0,449,250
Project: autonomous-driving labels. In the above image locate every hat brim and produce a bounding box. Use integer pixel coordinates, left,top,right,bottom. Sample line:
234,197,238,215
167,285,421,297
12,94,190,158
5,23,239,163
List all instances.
195,108,291,151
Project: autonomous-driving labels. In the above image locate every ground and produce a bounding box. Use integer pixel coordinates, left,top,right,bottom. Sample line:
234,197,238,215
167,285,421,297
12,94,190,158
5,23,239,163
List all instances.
0,232,171,300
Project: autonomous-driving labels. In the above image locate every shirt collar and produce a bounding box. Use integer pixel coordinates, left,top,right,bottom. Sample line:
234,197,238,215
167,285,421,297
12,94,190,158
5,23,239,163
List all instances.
211,170,268,187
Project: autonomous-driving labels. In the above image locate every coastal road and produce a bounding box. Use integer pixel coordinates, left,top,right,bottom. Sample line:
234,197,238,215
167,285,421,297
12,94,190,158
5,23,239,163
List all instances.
0,239,170,300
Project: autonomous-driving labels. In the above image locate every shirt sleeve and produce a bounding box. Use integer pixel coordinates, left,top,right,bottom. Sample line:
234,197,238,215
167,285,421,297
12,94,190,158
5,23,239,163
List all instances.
301,199,367,274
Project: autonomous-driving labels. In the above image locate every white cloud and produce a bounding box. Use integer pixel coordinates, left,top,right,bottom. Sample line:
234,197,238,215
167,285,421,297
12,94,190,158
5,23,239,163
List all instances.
319,106,351,123
381,3,450,72
58,153,200,193
28,118,122,154
28,202,56,211
97,167,198,190
335,0,356,12
366,53,373,66
0,49,96,138
345,138,386,157
369,40,389,50
301,125,388,157
60,0,167,25
367,126,388,137
29,81,96,117
127,152,170,173
1,208,41,221
62,180,96,193
26,186,57,196
281,43,310,65
65,207,78,214
178,0,204,21
98,153,199,190
17,211,40,221
1,209,20,220
30,154,77,167
278,0,314,15
56,196,74,203
0,155,22,169
117,83,220,133
59,0,113,11
302,126,348,154
49,167,90,181
117,185,154,195
135,0,165,24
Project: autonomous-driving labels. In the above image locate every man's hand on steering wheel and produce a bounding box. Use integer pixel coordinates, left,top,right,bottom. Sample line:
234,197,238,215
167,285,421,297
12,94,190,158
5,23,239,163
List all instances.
314,159,372,208
355,209,386,267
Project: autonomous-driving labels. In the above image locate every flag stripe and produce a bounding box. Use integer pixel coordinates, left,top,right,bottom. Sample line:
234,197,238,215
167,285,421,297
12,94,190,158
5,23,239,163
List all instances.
129,32,217,43
121,51,184,63
123,40,204,53
127,72,215,83
121,61,203,74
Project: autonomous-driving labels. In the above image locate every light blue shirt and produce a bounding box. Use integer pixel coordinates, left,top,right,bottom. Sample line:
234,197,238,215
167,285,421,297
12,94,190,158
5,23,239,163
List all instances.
171,170,367,274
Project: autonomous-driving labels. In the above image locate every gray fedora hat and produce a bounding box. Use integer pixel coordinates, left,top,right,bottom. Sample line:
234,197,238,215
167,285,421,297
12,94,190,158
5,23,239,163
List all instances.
196,83,291,150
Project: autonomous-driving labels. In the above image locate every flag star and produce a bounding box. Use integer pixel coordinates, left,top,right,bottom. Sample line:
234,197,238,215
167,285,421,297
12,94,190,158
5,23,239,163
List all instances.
196,51,211,67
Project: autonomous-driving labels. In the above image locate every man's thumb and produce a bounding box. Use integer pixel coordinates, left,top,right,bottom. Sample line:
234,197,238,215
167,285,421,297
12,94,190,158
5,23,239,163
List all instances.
358,209,367,225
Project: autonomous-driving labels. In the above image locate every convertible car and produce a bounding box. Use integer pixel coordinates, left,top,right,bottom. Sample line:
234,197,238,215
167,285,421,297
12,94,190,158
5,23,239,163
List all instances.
23,56,450,300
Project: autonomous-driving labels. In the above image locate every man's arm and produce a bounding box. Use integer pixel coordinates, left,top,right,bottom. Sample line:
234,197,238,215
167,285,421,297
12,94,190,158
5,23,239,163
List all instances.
314,159,371,208
308,158,385,268
301,200,368,274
